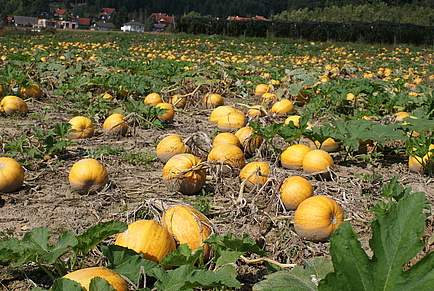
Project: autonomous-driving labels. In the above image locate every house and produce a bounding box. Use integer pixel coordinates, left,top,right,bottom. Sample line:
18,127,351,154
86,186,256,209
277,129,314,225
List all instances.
12,16,38,27
69,17,91,29
98,8,116,21
121,20,145,32
54,9,69,20
36,19,58,29
94,21,115,31
148,13,175,31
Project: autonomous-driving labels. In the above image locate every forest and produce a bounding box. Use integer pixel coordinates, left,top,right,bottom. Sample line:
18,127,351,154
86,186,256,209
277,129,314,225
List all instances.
1,0,433,27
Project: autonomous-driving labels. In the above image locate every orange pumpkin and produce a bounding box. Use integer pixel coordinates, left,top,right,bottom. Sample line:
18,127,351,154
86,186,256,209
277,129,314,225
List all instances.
19,83,42,98
309,138,342,153
161,205,213,260
302,149,334,175
203,93,224,109
103,113,128,136
207,143,246,174
235,126,263,156
144,93,162,106
284,115,302,127
156,134,190,163
0,96,28,115
62,267,128,291
294,195,343,242
156,102,175,122
0,157,25,193
261,93,278,108
162,153,206,194
239,161,270,188
171,94,186,108
280,176,313,210
254,84,271,96
68,158,109,194
212,132,241,148
67,116,94,139
408,144,434,173
280,144,312,170
115,220,176,263
246,105,267,118
271,99,295,117
217,111,246,132
209,106,243,124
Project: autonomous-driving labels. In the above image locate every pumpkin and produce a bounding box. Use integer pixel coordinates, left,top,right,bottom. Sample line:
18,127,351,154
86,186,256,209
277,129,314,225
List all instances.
0,157,24,193
209,106,242,124
203,93,224,108
217,111,246,132
254,84,271,96
280,144,312,170
271,99,295,117
115,219,176,263
144,93,162,106
394,111,411,122
284,115,302,127
103,113,128,136
246,105,267,118
156,134,190,163
171,94,186,108
156,102,175,122
302,149,334,175
212,132,241,148
408,144,434,173
161,205,213,260
102,92,114,101
280,176,313,210
235,126,263,156
162,153,206,194
261,93,278,108
0,96,28,115
207,143,246,174
62,267,128,291
294,195,343,242
239,161,270,188
69,158,109,194
19,83,42,98
67,116,94,139
309,138,342,153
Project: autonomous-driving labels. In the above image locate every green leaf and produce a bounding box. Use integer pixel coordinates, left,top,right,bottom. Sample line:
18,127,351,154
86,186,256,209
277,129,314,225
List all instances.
50,277,84,291
43,231,78,264
253,257,333,291
89,277,116,291
102,245,158,284
319,190,434,290
159,243,204,266
75,220,127,256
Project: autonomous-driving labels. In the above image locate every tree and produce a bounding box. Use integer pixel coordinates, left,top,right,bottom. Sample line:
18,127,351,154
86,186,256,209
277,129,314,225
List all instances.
115,6,129,28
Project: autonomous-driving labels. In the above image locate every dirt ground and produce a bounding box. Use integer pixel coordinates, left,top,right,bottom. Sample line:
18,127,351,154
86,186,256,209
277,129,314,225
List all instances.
1,95,434,290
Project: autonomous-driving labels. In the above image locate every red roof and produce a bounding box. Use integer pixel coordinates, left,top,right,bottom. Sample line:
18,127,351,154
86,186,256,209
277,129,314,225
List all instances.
70,17,91,26
100,8,116,14
148,13,174,24
55,9,68,15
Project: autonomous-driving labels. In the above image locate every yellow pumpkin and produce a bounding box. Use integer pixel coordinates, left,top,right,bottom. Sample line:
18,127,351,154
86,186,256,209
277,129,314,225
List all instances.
162,153,206,194
0,157,24,193
144,93,163,106
62,267,128,291
209,106,242,124
254,84,271,96
161,205,213,260
68,158,109,194
0,96,28,115
302,149,334,175
408,144,434,173
102,92,114,101
156,135,190,163
67,116,94,139
171,94,186,108
271,99,295,117
207,143,246,174
19,83,42,98
156,102,175,122
212,132,241,148
235,126,263,156
246,105,267,118
309,138,342,153
261,93,278,108
203,93,224,109
284,115,302,127
103,113,128,136
217,111,246,132
115,220,176,263
280,144,312,170
239,161,270,188
294,195,343,242
394,111,411,122
280,176,313,210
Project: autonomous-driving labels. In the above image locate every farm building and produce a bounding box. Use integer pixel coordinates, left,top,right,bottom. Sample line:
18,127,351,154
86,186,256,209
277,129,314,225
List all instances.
121,21,145,32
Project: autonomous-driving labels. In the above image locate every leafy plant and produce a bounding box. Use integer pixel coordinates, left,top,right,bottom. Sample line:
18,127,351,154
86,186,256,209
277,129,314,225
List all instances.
124,99,168,130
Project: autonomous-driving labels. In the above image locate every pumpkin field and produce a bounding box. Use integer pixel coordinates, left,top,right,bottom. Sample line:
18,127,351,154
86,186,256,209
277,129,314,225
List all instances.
1,30,434,290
